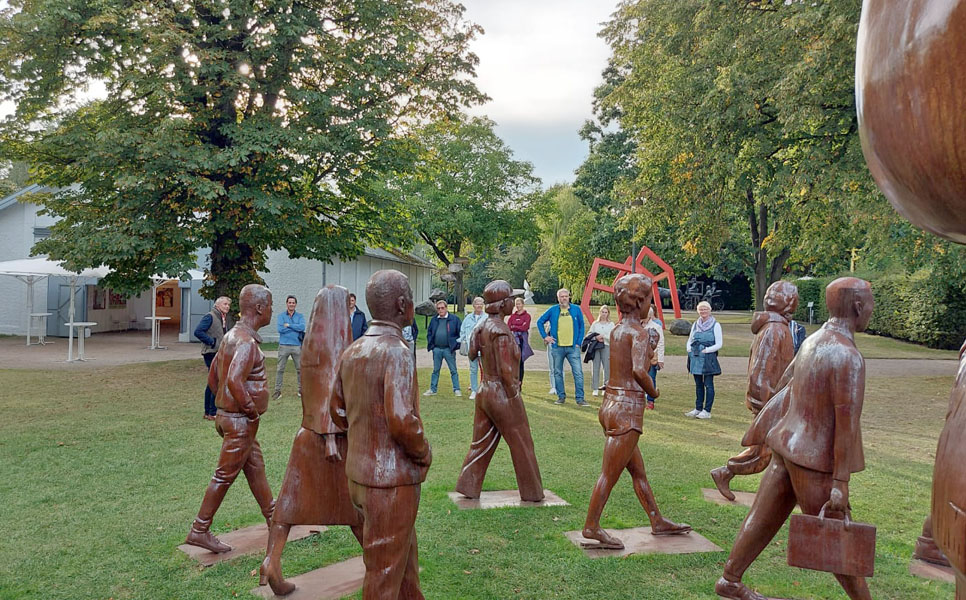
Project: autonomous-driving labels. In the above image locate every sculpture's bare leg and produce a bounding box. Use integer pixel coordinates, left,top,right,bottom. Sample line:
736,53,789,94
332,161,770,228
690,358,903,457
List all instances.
627,446,690,535
259,522,296,596
582,433,638,549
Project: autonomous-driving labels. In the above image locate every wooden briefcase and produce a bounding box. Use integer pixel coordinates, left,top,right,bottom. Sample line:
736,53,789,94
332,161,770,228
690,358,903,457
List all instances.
787,507,876,577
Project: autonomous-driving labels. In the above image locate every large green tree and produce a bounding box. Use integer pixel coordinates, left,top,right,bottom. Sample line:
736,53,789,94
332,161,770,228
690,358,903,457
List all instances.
389,115,540,312
600,0,878,307
0,0,484,300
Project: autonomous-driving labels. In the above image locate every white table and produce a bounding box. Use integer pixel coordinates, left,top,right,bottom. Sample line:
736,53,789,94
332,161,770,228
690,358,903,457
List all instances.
65,322,97,362
28,312,53,346
145,316,171,350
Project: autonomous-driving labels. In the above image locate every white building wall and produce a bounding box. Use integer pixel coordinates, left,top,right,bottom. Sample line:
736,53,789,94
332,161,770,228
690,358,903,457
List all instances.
0,202,56,335
257,249,433,342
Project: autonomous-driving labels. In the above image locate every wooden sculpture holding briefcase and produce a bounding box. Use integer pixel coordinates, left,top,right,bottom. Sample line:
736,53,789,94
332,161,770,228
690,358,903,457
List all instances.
715,277,876,600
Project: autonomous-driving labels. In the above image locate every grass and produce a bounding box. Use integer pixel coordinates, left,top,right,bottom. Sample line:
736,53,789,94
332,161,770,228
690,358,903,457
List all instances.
0,358,956,599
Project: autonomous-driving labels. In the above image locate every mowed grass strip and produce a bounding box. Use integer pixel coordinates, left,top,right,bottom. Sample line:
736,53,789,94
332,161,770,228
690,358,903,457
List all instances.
0,359,955,599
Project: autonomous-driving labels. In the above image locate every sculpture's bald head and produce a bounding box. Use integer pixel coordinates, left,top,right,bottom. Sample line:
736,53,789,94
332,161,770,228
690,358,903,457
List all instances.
763,281,799,318
826,277,874,332
614,274,653,318
239,284,272,329
366,269,414,326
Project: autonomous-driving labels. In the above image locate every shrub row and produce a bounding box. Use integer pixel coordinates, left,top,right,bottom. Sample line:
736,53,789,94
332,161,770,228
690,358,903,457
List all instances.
787,271,966,349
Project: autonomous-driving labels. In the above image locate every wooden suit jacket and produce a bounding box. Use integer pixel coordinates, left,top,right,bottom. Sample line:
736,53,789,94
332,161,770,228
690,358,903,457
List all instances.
331,320,431,487
766,322,865,479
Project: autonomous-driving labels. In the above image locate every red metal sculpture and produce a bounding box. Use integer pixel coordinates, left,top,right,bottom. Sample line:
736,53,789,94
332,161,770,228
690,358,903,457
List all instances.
579,246,682,326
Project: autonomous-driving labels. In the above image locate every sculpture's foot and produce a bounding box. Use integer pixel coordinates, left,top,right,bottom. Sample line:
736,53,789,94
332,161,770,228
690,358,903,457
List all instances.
650,517,691,536
580,526,625,549
259,557,296,596
714,577,766,600
913,535,951,567
520,490,546,503
454,483,480,500
184,528,232,553
711,466,736,502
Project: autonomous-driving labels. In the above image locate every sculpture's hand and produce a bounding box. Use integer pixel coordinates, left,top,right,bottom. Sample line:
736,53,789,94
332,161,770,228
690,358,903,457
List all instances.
827,480,849,515
324,435,342,462
414,444,432,467
651,387,660,399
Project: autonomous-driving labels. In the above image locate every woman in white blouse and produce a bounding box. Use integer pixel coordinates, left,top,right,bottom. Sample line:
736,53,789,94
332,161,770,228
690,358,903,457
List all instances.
588,305,616,396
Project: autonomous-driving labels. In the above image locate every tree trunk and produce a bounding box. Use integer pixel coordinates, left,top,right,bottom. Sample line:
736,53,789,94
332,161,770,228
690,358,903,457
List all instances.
455,271,465,314
746,189,791,309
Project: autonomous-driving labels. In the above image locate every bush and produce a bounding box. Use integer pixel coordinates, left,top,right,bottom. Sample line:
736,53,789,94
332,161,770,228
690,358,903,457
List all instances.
787,271,966,350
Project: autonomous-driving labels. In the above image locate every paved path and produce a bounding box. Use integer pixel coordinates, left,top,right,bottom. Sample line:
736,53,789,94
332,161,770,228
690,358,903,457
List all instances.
0,328,958,378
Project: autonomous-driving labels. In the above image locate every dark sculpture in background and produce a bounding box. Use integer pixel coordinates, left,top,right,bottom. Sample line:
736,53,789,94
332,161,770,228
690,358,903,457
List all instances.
330,269,431,600
711,280,798,500
855,0,965,588
455,280,544,502
581,274,691,550
259,285,363,596
185,284,276,554
715,277,874,600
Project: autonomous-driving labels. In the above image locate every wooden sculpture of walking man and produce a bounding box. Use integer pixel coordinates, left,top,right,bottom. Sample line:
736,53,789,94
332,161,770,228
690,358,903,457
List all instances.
185,284,276,553
259,285,363,596
711,280,798,500
582,273,691,549
455,280,544,502
330,269,431,600
715,277,874,600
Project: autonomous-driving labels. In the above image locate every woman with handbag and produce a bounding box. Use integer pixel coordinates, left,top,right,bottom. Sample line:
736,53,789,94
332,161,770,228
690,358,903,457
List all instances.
685,301,722,419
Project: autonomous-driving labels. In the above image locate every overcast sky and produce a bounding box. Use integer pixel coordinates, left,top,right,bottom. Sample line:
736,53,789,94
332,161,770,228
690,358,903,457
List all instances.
461,0,618,187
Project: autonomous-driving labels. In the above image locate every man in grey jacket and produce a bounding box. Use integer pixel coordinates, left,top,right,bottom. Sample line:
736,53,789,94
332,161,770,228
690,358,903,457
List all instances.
194,296,234,420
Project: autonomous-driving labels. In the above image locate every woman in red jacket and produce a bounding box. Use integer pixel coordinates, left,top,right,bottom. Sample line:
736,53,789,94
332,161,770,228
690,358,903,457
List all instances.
507,297,534,381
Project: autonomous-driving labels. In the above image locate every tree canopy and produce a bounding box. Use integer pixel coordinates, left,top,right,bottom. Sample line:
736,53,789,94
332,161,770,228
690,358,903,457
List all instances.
0,0,485,299
388,115,540,311
589,0,884,307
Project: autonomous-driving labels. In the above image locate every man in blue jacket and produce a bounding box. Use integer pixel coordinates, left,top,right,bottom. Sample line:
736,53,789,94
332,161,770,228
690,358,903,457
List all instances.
349,293,368,341
273,295,305,401
425,300,462,396
537,288,587,406
194,296,234,420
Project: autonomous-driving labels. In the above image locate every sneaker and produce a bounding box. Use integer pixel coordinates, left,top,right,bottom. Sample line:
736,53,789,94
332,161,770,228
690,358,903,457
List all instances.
454,390,462,397
423,389,437,396
469,391,477,400
684,409,700,417
592,390,599,397
697,410,712,419
576,401,590,407
271,390,281,401
554,398,565,405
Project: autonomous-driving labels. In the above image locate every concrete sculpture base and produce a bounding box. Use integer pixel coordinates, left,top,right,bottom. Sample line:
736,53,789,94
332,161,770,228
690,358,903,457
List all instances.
909,558,955,584
564,526,721,559
178,524,325,567
251,555,365,599
448,489,568,510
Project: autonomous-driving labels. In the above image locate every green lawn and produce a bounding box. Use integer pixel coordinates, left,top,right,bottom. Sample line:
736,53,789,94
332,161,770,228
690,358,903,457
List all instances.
0,359,955,599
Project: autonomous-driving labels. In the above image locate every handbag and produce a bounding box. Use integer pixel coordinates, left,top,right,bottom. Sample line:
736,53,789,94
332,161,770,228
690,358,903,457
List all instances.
787,504,876,577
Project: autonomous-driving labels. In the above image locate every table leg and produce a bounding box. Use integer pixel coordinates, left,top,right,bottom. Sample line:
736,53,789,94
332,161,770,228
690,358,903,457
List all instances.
78,328,85,361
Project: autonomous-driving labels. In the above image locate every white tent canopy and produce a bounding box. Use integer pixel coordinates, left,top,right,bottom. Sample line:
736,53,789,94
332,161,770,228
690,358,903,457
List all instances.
0,258,110,357
0,258,203,359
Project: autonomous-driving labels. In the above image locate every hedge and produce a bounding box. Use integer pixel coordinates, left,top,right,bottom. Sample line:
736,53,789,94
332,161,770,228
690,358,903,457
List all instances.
786,271,966,350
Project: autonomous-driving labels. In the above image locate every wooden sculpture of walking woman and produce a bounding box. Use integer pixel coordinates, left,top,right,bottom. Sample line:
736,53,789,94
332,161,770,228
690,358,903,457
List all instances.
259,285,362,596
582,273,691,549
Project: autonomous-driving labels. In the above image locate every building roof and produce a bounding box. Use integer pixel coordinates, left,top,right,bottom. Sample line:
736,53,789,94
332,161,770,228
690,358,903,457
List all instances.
0,184,80,212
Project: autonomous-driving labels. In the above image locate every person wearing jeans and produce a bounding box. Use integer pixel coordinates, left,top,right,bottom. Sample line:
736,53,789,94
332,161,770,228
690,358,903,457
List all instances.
273,295,305,401
685,301,723,419
425,300,462,396
537,288,587,406
461,297,486,400
644,307,665,410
